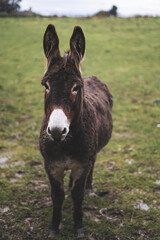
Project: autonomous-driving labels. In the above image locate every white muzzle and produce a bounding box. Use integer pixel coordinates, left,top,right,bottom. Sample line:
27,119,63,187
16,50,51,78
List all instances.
47,109,69,141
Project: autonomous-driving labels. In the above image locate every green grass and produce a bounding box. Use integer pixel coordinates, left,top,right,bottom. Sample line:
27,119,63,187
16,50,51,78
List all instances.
0,17,160,240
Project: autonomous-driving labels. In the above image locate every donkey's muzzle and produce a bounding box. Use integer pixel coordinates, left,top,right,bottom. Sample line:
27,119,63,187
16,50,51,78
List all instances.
47,109,69,141
48,126,67,142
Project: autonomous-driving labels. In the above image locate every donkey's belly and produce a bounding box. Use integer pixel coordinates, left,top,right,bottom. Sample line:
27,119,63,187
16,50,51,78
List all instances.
96,111,113,152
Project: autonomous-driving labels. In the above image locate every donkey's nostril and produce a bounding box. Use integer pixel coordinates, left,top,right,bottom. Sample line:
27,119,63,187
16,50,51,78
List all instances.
62,128,67,135
48,127,51,135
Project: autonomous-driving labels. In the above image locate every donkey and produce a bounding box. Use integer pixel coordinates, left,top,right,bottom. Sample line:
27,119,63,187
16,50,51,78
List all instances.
39,24,113,237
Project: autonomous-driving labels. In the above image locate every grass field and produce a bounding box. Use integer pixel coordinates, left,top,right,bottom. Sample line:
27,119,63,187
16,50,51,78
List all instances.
0,17,160,240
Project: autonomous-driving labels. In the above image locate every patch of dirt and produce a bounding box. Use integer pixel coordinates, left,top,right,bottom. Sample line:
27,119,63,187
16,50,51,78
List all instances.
134,200,150,211
97,189,119,201
99,208,124,221
87,234,99,240
97,190,110,197
116,130,133,139
125,159,134,165
137,229,152,240
155,180,160,184
0,156,9,168
11,132,23,140
27,180,48,192
20,115,30,120
106,160,116,170
29,161,42,167
83,205,98,210
0,219,8,233
0,156,8,164
20,196,52,209
0,207,10,214
84,211,101,223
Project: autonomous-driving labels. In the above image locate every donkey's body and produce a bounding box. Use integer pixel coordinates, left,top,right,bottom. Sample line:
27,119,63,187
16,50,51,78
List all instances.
39,25,113,237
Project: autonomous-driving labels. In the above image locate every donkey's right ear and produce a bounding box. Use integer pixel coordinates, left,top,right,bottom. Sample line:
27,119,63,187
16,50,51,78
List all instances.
69,26,85,70
43,24,60,62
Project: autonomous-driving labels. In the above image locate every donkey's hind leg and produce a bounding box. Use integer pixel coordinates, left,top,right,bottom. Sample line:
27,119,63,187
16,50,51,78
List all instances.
69,156,96,196
85,155,96,195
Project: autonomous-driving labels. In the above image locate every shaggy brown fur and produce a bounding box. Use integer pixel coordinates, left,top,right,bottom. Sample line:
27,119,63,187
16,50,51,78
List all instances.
39,24,113,238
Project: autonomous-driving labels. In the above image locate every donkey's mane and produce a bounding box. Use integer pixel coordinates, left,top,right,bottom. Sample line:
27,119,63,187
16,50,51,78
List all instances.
63,51,70,67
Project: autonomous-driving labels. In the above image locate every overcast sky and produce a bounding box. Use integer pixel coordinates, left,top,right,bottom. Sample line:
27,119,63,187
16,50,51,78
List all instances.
20,0,160,17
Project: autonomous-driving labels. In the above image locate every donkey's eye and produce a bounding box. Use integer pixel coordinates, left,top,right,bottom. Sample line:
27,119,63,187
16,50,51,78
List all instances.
72,85,79,94
44,82,50,92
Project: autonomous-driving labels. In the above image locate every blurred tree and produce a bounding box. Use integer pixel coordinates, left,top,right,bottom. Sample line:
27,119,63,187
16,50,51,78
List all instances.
109,5,118,17
0,0,21,13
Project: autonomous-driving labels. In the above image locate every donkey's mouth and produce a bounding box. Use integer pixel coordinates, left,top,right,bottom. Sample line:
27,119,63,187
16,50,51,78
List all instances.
47,130,68,142
53,139,61,143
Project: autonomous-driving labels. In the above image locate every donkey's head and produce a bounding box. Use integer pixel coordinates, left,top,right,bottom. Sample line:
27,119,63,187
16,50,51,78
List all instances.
41,25,85,142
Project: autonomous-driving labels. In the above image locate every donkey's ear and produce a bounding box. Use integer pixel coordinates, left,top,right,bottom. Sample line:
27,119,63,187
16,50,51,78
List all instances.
69,26,85,70
43,24,60,62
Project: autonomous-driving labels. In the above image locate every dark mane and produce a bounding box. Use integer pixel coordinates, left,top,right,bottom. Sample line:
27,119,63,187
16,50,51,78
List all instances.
63,51,69,67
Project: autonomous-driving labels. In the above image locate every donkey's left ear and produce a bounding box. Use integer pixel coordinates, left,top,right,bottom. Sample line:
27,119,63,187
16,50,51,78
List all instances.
43,24,60,63
69,26,85,70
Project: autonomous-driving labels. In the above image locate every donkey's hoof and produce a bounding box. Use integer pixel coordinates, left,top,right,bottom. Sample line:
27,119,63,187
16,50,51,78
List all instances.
59,222,63,231
48,230,57,238
48,223,63,238
76,228,84,238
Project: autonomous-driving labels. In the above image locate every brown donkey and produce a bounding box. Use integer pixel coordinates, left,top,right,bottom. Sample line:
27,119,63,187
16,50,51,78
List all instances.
39,24,113,237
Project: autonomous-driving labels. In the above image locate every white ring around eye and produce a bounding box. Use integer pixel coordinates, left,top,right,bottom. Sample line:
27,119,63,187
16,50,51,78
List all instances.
45,82,50,93
72,85,79,94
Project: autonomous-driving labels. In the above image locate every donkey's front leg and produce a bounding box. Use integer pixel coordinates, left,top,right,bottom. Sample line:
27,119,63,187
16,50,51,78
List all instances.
71,168,90,237
48,174,65,238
